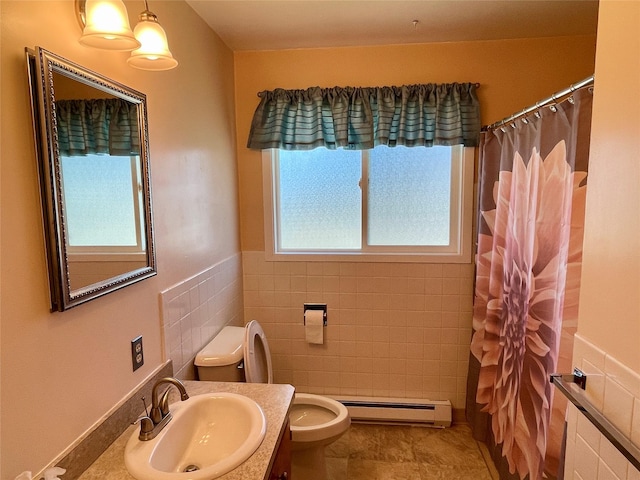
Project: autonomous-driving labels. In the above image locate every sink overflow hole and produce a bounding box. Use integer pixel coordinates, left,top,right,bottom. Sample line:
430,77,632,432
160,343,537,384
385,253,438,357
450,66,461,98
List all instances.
183,465,200,473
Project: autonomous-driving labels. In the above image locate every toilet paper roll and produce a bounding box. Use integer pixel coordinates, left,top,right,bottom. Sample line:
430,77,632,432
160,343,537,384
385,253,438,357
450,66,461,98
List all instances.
305,309,324,345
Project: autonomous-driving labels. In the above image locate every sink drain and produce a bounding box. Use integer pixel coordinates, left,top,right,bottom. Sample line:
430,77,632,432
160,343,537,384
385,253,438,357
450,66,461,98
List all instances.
183,464,200,473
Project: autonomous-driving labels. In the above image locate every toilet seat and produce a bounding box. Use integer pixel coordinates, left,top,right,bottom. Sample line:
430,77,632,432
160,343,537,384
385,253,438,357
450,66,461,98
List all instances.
241,320,350,480
243,320,350,438
243,320,273,384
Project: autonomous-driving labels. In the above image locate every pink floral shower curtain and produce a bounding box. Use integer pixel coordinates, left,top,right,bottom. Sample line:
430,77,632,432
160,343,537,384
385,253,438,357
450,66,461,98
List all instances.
466,86,593,480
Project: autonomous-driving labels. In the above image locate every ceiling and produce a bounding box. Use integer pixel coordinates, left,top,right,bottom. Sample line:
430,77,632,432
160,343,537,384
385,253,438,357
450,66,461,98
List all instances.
184,0,599,51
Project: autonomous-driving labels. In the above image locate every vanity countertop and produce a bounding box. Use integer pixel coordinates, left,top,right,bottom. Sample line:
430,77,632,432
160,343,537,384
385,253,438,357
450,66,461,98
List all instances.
78,380,295,480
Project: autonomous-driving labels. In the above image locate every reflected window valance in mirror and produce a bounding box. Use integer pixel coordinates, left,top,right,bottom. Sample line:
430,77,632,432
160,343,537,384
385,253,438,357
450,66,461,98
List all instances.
26,46,156,311
56,98,140,156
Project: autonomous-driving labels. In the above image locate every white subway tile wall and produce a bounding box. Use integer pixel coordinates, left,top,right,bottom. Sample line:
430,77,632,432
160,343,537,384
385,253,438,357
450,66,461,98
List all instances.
564,333,640,479
241,251,475,409
160,254,244,379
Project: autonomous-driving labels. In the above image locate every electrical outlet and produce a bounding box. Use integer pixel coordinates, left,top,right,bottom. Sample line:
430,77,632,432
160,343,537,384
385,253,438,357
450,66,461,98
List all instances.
131,336,144,372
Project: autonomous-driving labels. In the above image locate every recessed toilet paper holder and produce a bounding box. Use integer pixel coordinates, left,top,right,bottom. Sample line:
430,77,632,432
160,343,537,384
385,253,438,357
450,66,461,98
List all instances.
303,303,327,326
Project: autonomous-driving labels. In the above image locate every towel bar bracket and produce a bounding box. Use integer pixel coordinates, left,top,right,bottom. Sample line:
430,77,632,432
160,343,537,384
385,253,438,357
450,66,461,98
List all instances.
572,367,587,390
549,367,587,390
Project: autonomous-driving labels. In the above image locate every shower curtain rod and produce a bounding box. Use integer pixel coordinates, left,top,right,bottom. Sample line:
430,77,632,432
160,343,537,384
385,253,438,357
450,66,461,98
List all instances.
482,75,594,131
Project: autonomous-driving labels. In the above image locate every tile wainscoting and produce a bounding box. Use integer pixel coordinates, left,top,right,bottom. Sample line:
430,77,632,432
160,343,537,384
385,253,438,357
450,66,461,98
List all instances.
160,253,244,379
242,251,475,409
564,333,640,480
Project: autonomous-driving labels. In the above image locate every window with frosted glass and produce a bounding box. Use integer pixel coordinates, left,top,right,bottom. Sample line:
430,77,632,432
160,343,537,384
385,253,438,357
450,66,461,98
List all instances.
368,146,451,246
60,155,141,248
278,149,361,249
269,145,470,258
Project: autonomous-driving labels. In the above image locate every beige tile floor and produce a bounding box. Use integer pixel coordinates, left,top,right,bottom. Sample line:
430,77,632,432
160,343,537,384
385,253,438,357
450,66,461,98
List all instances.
324,422,498,480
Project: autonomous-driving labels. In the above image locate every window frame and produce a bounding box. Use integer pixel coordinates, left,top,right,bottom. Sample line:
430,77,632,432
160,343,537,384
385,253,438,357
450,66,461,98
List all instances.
262,146,475,263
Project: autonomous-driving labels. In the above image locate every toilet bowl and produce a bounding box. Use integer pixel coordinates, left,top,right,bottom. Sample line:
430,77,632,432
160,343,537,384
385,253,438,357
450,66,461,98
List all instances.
289,393,350,448
195,321,350,480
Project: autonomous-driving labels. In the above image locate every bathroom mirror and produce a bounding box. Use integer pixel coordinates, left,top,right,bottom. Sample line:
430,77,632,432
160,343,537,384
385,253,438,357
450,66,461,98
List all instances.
27,46,156,311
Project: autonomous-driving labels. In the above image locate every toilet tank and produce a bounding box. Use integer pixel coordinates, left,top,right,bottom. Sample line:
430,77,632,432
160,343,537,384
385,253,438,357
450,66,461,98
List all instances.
194,326,245,382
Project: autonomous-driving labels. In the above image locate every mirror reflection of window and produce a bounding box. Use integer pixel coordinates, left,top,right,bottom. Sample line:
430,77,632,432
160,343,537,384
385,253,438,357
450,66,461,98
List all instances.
60,154,145,252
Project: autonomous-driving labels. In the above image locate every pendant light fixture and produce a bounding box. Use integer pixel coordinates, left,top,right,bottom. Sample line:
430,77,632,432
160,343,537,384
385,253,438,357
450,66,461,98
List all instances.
76,0,178,71
77,0,140,51
127,1,178,71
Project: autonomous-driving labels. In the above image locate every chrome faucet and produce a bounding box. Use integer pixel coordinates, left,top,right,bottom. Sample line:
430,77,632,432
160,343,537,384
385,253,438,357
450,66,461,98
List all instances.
136,377,190,441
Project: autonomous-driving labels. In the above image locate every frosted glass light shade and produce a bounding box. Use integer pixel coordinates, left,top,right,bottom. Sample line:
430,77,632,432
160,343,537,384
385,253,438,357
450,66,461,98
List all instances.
127,12,178,71
78,0,140,51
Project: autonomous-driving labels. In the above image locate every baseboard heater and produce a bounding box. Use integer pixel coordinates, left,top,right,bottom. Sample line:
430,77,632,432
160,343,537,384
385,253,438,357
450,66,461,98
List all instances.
329,395,452,428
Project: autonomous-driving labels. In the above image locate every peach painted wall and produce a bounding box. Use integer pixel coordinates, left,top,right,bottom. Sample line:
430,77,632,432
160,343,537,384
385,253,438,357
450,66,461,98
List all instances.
234,36,597,250
577,0,640,372
1,1,240,477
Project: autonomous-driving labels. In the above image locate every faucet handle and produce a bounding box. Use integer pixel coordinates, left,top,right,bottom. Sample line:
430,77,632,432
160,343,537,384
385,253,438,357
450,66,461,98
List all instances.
133,415,154,439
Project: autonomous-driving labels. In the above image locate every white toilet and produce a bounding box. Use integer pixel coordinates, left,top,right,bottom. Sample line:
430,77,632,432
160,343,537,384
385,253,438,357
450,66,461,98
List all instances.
195,321,350,480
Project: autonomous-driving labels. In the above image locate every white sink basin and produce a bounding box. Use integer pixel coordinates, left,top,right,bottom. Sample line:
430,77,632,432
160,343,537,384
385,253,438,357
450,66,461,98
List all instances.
124,392,267,480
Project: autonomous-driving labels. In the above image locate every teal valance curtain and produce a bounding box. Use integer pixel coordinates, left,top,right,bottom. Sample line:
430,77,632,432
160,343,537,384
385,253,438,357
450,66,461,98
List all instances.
247,82,480,151
55,99,140,157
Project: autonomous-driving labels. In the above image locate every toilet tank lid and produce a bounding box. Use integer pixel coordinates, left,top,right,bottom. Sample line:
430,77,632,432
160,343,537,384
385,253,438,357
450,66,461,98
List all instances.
195,326,245,367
